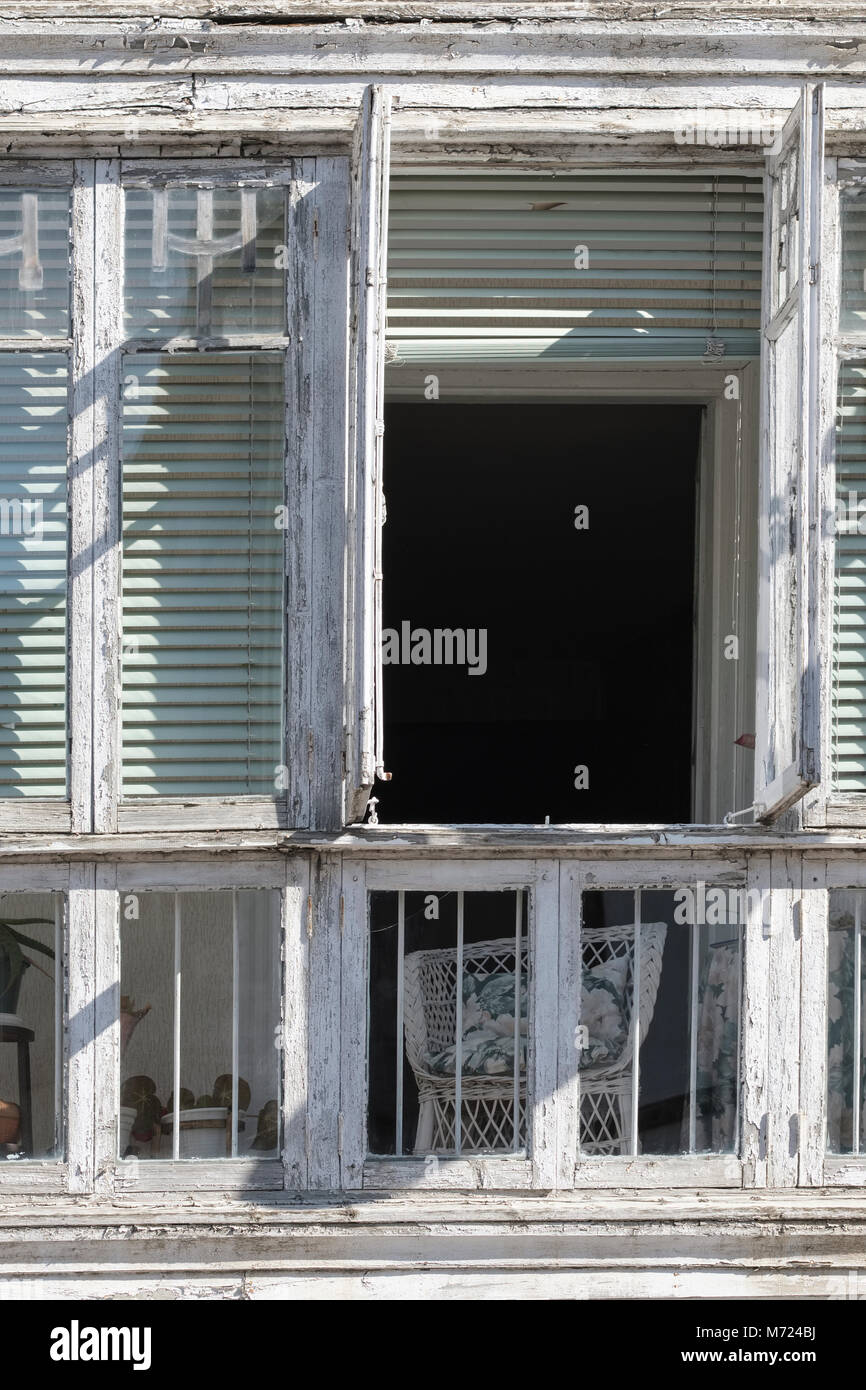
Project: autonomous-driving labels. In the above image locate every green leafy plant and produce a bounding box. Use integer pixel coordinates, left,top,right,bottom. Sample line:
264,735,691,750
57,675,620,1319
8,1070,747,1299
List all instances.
0,918,55,1012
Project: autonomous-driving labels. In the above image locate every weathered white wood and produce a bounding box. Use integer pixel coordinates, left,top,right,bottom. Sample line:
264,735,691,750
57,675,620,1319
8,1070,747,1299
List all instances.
92,160,122,835
365,859,540,890
572,1156,742,1188
114,1160,284,1193
309,157,351,832
766,850,802,1186
306,854,342,1188
285,160,315,831
754,86,823,826
0,864,70,892
363,1159,532,1189
551,862,578,1188
120,859,286,890
799,856,828,1185
346,85,390,824
117,801,288,832
0,803,71,832
741,852,769,1187
339,860,368,1187
822,1156,866,1185
69,162,94,834
282,855,310,1190
66,862,95,1192
92,861,118,1191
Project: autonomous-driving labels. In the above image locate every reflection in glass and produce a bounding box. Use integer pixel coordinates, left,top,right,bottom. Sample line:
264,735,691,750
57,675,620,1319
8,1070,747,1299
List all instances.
0,891,62,1160
120,352,285,797
827,890,866,1153
368,890,529,1156
0,354,68,797
0,188,70,339
580,888,742,1156
124,186,286,338
119,889,281,1160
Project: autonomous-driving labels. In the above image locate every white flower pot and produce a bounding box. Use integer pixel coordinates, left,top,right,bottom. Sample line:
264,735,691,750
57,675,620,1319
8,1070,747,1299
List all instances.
160,1107,247,1159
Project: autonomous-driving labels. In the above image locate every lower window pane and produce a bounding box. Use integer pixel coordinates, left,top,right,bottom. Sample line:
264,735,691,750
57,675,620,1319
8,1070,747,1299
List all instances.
0,890,62,1160
119,888,281,1160
580,888,741,1156
368,889,529,1157
827,890,866,1153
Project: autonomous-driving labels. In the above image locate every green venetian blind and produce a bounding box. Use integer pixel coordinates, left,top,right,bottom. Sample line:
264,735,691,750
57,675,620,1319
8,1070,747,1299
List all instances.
0,354,68,797
387,172,763,363
834,364,866,791
121,353,285,797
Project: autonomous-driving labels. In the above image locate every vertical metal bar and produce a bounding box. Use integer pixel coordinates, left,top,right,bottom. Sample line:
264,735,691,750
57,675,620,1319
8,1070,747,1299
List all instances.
855,898,862,1154
54,894,62,1154
395,891,405,1156
734,918,742,1154
172,894,181,1160
688,918,700,1153
630,889,642,1158
231,889,240,1159
455,891,464,1155
513,890,523,1152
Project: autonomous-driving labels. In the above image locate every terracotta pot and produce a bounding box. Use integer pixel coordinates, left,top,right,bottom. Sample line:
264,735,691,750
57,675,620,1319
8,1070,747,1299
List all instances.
0,1099,20,1145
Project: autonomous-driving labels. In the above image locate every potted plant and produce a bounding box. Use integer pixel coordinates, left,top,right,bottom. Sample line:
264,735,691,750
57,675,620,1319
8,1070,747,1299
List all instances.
0,918,54,1019
160,1074,250,1158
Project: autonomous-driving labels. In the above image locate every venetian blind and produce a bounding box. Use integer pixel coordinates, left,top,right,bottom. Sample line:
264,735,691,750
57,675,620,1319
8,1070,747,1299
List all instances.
0,354,68,797
833,363,866,791
387,173,763,363
121,352,285,797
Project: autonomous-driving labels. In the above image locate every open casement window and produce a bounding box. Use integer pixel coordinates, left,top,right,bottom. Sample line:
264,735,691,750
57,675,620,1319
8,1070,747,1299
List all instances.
346,86,391,824
755,84,824,823
811,128,866,827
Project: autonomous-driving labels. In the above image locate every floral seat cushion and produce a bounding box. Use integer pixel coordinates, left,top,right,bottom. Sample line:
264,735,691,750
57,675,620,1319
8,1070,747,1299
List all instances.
423,955,630,1077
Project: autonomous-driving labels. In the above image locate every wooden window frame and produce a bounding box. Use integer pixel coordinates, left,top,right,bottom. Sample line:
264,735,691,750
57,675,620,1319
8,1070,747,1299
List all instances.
805,155,866,830
384,361,760,828
0,861,86,1196
353,854,758,1192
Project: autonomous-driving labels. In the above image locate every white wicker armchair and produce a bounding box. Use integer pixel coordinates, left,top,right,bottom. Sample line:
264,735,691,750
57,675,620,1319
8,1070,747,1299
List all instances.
402,921,667,1156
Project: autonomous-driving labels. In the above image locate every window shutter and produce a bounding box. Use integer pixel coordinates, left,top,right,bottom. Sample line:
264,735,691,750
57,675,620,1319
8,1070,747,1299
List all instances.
0,354,68,797
347,85,391,823
754,85,824,822
387,172,762,363
833,363,866,790
121,352,285,797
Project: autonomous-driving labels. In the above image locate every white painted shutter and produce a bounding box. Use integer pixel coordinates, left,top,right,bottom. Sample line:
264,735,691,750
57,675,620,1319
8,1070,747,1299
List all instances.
754,85,824,822
387,172,763,363
121,352,285,797
0,354,68,797
347,85,391,823
833,362,866,789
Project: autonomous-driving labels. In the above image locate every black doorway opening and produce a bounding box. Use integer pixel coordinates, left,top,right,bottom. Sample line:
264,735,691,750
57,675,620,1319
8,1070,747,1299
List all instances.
378,402,703,824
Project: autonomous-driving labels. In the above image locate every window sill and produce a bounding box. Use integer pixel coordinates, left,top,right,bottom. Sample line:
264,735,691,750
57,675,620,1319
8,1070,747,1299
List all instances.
363,1157,532,1190
113,1157,284,1193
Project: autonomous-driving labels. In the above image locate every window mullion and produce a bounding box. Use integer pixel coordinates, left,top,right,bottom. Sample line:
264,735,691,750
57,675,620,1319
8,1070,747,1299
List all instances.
530,858,566,1188
69,161,95,833
92,159,122,834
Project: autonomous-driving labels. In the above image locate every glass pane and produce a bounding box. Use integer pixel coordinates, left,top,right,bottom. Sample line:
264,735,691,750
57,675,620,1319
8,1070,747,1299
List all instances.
368,889,529,1157
827,890,866,1153
119,888,282,1160
0,353,68,797
124,185,286,338
833,363,866,791
0,188,70,339
121,352,285,797
840,189,866,334
0,890,62,1161
579,887,742,1156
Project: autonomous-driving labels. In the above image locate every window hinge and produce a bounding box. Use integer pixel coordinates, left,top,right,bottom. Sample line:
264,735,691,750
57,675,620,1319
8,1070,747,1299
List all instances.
306,894,313,940
809,261,819,285
308,728,314,782
339,894,345,934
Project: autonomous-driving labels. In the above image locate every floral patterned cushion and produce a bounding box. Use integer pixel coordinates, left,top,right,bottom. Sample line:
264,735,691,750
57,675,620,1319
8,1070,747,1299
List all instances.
424,956,629,1077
